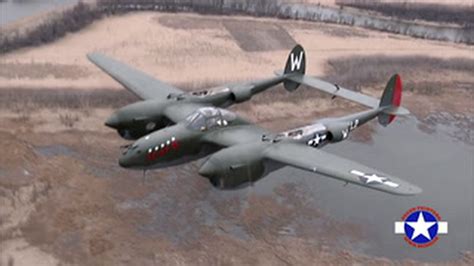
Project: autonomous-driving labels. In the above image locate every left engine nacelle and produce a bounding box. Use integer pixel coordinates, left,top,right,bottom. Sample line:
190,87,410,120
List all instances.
198,144,266,189
116,118,170,140
230,84,253,103
106,100,172,140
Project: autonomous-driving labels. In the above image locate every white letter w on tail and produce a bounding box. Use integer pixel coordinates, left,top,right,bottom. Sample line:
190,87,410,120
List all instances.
290,51,304,71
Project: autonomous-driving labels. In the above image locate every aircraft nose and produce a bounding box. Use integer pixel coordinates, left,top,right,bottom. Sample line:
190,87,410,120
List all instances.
118,155,131,168
198,159,217,178
105,113,120,128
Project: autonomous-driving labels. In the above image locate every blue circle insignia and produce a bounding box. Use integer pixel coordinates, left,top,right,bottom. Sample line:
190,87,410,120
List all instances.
404,210,438,245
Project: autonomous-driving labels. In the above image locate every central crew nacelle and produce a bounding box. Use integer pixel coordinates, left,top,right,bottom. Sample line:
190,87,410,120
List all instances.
118,123,204,169
118,106,244,169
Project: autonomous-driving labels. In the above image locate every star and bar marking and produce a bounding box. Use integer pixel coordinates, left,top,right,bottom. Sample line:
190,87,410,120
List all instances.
350,170,399,188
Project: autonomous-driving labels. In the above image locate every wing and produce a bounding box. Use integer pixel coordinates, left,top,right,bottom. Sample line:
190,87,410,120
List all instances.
276,71,379,108
88,53,182,100
264,142,422,196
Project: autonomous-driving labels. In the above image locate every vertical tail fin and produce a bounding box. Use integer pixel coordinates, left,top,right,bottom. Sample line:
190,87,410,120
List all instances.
378,74,405,126
283,44,306,91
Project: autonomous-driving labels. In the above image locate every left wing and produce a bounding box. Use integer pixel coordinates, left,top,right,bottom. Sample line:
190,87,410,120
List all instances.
264,142,422,196
88,53,182,100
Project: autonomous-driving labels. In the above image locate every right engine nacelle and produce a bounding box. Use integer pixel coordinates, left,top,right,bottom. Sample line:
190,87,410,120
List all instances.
325,121,353,143
198,144,266,189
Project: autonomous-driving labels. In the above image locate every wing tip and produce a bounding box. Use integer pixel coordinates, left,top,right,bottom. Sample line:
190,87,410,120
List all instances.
87,52,113,65
86,52,101,62
392,184,423,196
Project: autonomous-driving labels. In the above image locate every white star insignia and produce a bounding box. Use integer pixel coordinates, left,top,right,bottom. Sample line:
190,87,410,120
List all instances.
362,173,386,184
349,170,399,187
314,134,321,144
406,212,436,240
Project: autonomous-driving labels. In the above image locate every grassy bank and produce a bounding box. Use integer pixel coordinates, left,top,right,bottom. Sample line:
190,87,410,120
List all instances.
1,55,472,111
324,55,474,94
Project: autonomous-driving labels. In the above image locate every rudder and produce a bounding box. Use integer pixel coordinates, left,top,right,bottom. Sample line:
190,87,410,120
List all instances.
378,74,403,126
283,44,306,91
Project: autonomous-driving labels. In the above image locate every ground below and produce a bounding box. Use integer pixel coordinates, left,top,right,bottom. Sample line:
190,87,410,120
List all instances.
0,12,472,266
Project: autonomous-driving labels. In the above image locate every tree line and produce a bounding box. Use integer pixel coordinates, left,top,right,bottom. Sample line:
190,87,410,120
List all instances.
1,0,471,54
0,2,101,54
336,0,473,28
0,0,283,54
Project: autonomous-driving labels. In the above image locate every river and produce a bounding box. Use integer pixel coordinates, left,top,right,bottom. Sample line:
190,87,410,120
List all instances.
255,116,473,261
0,0,78,26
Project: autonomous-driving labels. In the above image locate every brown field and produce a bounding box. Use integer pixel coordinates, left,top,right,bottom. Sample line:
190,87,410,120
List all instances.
0,12,473,266
1,13,472,89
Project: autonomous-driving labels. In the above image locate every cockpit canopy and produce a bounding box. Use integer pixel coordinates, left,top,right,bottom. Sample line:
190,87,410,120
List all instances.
185,107,236,131
190,87,230,97
272,123,327,141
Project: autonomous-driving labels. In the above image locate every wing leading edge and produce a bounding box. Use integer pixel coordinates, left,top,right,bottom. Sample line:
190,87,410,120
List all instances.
264,142,422,196
88,53,182,100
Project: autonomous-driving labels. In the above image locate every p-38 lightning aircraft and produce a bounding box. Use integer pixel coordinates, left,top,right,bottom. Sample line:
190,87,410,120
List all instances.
88,45,422,196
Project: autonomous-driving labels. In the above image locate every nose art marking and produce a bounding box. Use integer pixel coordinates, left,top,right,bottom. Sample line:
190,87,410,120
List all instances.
146,137,180,161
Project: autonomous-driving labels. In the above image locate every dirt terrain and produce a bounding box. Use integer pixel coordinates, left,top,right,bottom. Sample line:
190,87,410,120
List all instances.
0,12,473,266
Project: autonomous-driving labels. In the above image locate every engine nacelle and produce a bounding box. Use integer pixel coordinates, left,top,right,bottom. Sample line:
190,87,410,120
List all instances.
230,85,253,103
198,144,265,189
325,122,352,143
116,116,173,140
106,100,173,140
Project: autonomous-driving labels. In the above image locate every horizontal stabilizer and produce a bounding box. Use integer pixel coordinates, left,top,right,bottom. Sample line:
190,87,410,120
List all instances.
382,106,410,116
275,71,380,108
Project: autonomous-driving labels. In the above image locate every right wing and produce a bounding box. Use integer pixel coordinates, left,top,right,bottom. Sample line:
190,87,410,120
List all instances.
88,53,182,100
276,71,379,109
265,142,422,196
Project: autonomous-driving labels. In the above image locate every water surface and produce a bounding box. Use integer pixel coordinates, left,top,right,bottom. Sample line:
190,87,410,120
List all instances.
256,116,473,261
0,0,78,26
